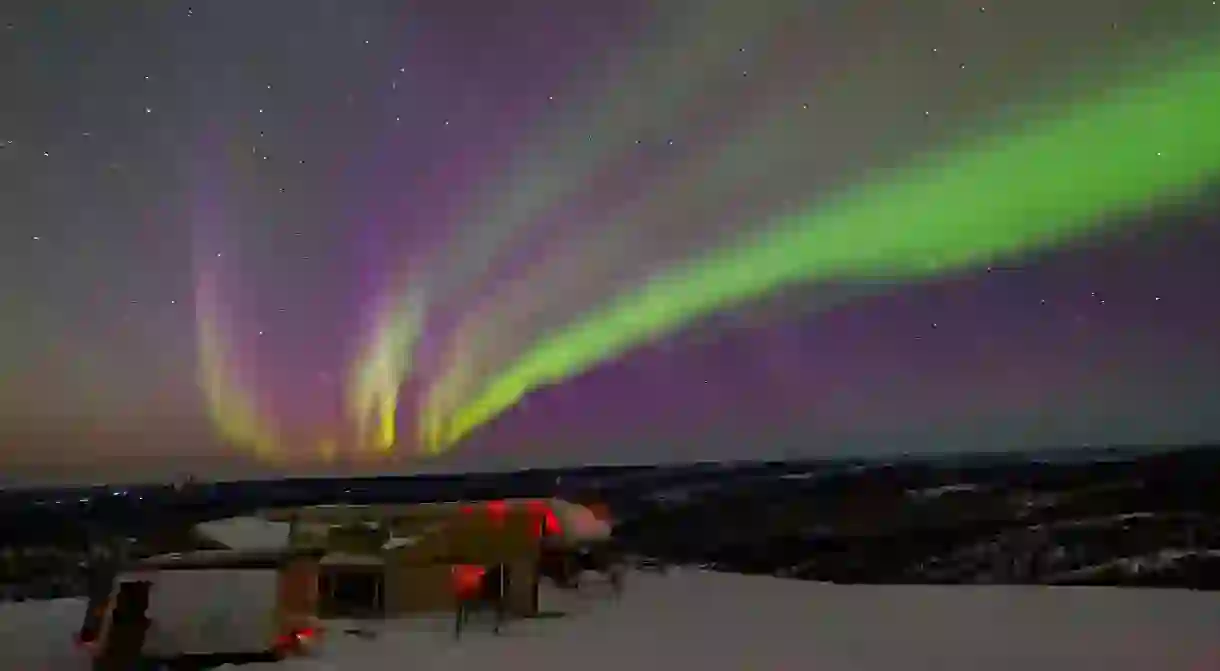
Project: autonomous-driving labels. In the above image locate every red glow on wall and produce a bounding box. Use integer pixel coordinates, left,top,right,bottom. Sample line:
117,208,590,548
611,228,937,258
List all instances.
486,500,507,526
452,564,486,598
543,508,562,536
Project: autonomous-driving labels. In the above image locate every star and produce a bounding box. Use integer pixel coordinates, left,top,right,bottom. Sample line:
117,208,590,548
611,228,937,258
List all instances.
4,0,1220,482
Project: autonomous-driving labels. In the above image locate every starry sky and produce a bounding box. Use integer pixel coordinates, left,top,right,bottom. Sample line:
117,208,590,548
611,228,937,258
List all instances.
2,1,1219,485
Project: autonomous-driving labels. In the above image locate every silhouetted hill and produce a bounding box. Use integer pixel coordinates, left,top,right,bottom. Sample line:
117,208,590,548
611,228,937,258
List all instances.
612,445,1220,590
2,443,1218,597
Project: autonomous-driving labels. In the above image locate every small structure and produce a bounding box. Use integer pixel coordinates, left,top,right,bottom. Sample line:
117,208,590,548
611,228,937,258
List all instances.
260,498,614,619
79,547,325,670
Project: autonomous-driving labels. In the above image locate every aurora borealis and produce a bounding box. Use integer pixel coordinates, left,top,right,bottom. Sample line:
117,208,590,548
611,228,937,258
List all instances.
3,1,1220,483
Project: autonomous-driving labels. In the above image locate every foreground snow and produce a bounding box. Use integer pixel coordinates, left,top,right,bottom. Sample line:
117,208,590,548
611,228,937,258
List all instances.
0,597,92,670
249,570,1220,670
6,570,1220,669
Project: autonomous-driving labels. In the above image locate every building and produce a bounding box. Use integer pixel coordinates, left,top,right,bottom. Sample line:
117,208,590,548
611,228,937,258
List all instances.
251,498,612,618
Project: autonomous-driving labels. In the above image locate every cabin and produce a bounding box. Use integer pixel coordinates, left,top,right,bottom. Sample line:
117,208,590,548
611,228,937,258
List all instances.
258,498,614,619
79,547,325,669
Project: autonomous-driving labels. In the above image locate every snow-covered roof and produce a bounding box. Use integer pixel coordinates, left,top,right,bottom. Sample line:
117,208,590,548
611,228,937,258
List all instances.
548,499,611,541
381,536,419,551
6,570,1220,669
264,499,612,542
194,516,292,551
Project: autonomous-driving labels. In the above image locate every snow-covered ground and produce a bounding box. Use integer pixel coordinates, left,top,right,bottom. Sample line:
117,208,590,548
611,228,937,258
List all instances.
6,569,1220,670
0,596,92,670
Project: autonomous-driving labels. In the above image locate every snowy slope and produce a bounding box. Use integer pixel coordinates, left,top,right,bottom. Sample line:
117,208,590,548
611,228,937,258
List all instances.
249,570,1220,670
0,597,92,670
6,570,1220,670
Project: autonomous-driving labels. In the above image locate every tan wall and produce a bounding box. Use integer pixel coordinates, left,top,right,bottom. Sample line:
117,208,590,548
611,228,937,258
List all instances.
390,530,451,565
382,511,542,616
444,510,542,563
291,524,329,548
274,504,546,618
389,510,541,564
326,526,388,555
384,564,455,614
277,558,321,633
387,517,444,539
383,558,538,616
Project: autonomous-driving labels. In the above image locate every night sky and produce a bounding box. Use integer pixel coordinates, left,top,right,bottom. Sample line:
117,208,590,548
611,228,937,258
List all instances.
2,1,1219,485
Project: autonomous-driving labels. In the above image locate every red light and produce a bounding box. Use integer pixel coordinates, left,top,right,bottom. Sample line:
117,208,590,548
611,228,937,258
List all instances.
275,627,317,654
544,509,562,536
452,564,486,598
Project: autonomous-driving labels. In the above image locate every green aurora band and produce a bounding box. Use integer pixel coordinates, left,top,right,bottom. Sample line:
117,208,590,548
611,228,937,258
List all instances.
424,43,1220,451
